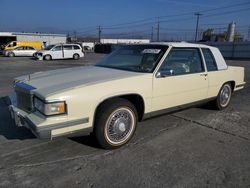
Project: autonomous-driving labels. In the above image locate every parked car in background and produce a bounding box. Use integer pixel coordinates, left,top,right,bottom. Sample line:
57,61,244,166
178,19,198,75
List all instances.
3,46,37,57
34,44,84,60
2,41,42,51
83,46,92,51
9,43,245,149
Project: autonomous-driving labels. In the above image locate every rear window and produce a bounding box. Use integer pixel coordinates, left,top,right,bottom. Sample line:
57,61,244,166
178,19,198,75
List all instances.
202,48,217,71
73,45,80,50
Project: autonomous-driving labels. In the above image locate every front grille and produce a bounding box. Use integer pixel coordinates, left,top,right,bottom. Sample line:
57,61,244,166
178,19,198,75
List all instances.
16,91,33,112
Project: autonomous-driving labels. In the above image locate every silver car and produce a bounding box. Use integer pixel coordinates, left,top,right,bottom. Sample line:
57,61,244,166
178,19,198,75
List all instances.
4,46,37,57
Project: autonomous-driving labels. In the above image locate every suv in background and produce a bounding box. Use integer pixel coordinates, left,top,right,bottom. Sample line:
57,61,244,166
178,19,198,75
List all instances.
34,44,84,60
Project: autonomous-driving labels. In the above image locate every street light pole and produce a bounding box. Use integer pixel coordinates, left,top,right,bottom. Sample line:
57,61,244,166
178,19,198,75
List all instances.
194,12,202,42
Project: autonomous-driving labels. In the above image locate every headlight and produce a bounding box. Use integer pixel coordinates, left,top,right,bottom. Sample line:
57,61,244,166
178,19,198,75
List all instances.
34,98,66,116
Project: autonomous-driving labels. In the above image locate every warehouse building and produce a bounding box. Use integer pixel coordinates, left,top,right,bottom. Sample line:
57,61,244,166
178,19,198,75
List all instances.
0,32,66,47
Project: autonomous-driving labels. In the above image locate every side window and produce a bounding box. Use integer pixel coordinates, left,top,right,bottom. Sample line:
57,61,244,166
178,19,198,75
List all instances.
202,48,218,71
73,45,80,50
15,47,23,50
27,46,35,50
63,45,73,50
53,45,62,51
159,48,204,75
13,42,17,46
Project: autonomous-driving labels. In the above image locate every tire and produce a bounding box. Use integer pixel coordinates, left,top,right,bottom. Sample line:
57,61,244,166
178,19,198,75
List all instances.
73,53,80,60
8,52,15,57
44,54,52,60
94,98,138,149
214,83,232,110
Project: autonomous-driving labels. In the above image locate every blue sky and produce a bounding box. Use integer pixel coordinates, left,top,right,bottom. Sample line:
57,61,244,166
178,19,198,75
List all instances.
0,0,249,40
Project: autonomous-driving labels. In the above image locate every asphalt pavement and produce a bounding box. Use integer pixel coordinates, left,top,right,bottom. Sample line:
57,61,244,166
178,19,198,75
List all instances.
0,54,249,188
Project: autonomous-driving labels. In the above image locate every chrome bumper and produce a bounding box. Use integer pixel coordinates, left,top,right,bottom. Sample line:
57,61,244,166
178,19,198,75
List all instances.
9,105,92,139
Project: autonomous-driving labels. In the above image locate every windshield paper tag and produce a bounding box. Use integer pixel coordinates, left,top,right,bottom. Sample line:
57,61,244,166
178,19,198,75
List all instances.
142,49,161,54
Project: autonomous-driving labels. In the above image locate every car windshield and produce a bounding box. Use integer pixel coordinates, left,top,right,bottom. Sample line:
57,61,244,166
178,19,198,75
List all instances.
95,45,168,73
44,45,55,50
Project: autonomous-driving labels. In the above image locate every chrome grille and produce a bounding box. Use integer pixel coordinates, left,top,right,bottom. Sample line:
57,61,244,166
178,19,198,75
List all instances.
16,91,33,112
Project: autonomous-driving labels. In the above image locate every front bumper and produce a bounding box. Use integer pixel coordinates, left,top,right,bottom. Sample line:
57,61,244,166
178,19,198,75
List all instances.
9,104,92,139
33,53,43,60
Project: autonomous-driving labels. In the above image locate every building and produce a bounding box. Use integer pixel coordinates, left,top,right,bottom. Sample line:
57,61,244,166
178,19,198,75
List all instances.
100,38,150,44
0,32,66,47
201,22,244,42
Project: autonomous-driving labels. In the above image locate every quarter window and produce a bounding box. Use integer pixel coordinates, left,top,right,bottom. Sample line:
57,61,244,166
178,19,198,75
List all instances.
159,48,204,75
202,48,217,71
73,45,80,50
27,46,35,50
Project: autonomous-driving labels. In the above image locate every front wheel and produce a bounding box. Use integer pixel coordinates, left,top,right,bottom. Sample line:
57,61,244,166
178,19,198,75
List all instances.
44,54,52,60
8,52,15,57
214,83,232,110
94,98,138,149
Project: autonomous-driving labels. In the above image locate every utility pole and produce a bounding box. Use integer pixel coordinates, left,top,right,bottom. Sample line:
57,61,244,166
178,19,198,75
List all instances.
73,30,77,42
157,17,160,42
151,26,154,41
194,12,202,42
98,25,102,43
248,26,250,41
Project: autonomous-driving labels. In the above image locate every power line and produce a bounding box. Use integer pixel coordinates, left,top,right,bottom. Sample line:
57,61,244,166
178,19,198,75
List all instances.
203,7,250,18
102,1,250,29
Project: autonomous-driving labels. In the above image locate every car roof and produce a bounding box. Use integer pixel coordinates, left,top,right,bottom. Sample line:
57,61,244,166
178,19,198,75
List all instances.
150,42,215,49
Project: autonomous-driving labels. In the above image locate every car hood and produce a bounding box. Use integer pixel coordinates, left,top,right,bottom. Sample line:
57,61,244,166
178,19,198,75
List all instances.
15,66,144,97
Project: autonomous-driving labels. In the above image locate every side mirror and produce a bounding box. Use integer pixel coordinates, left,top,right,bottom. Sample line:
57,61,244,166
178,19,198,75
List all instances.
156,69,174,78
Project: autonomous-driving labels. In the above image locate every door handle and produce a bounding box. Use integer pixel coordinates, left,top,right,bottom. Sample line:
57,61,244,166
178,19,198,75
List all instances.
200,73,208,76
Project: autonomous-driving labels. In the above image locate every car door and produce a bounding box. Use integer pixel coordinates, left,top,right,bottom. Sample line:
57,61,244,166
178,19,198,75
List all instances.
151,47,208,112
26,46,36,56
63,45,73,58
13,47,25,56
51,45,63,59
21,46,30,56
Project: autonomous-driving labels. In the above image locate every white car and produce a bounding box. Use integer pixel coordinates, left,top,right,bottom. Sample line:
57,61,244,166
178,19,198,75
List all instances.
9,43,245,149
4,46,37,57
34,44,84,60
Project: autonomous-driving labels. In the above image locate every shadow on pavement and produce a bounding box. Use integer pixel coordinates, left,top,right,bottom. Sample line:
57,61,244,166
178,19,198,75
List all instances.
0,96,35,140
69,134,101,149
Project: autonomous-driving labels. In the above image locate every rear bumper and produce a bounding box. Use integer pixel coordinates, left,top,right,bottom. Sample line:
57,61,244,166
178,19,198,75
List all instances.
9,105,92,139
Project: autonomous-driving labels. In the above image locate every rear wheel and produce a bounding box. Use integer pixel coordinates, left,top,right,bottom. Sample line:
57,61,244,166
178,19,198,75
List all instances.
8,52,15,57
214,83,232,110
73,53,80,60
44,54,52,60
94,98,138,149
